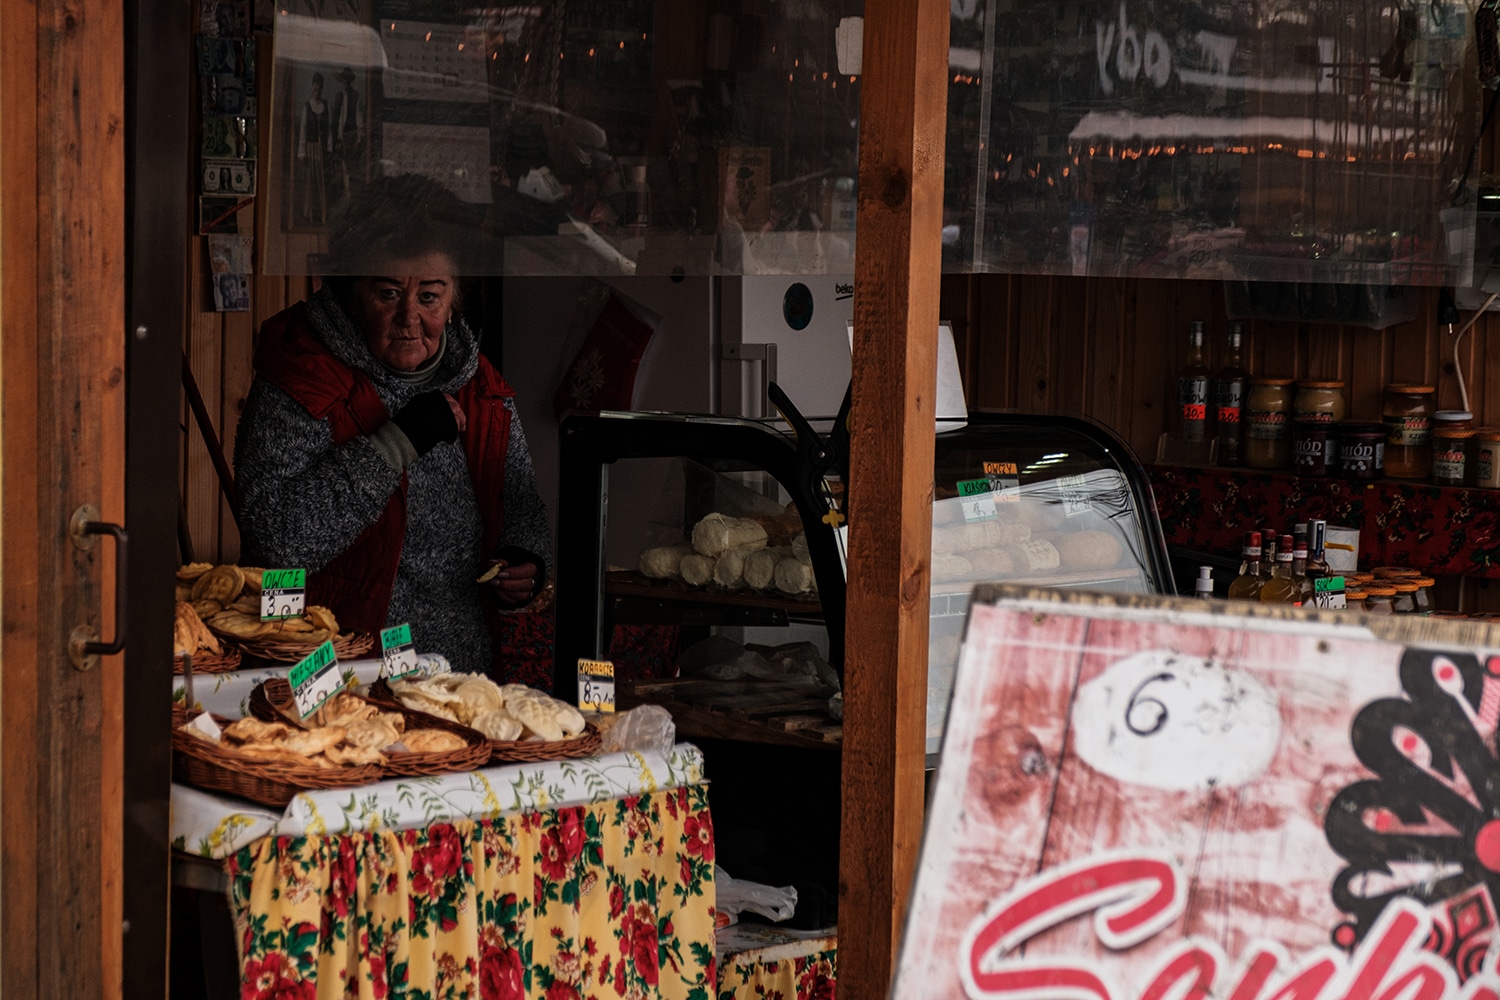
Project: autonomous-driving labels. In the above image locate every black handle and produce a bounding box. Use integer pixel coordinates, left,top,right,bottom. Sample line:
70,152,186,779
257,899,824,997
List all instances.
82,521,128,656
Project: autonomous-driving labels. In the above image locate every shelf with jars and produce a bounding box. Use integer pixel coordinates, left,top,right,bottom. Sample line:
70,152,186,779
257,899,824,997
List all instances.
1147,463,1500,579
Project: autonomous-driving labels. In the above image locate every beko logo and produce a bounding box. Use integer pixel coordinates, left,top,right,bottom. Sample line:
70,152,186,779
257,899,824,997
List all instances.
834,282,854,300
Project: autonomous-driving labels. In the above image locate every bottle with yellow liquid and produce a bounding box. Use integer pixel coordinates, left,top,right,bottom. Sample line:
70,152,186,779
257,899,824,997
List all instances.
1227,531,1265,601
1257,532,1279,587
1259,534,1301,604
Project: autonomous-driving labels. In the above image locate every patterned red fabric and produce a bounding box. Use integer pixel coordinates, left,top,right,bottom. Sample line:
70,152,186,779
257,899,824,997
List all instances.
1148,464,1500,578
488,619,681,691
608,625,681,682
490,609,554,689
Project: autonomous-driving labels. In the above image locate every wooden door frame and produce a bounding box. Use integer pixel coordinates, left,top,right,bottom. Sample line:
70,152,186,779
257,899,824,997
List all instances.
1,2,128,998
840,0,950,994
122,0,194,996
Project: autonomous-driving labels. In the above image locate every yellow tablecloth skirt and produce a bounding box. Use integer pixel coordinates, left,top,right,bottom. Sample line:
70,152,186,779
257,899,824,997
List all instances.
227,785,716,1000
717,939,836,1000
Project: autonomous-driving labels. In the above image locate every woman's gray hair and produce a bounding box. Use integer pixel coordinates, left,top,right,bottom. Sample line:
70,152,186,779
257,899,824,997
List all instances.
323,173,478,300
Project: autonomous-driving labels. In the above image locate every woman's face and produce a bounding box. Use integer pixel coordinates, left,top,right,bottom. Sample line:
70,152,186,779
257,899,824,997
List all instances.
350,253,458,371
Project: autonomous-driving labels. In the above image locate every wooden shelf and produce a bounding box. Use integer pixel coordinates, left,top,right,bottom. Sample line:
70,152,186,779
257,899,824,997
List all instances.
621,676,841,752
1148,464,1500,578
605,571,824,628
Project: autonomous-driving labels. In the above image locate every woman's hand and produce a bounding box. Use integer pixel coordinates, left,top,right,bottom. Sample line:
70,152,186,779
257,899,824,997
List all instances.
445,393,467,433
482,559,538,605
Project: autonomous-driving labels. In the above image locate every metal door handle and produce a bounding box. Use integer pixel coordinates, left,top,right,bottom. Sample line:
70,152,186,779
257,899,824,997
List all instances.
68,505,128,670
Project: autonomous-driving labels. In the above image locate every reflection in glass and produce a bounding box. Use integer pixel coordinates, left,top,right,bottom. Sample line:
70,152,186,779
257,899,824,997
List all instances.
925,418,1171,752
265,1,862,276
943,0,1476,283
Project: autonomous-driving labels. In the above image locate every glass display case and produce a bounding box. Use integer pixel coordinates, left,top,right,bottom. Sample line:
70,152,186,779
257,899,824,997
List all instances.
555,409,1174,752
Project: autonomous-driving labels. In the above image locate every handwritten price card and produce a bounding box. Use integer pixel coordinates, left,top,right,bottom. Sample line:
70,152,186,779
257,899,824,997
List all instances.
288,640,341,719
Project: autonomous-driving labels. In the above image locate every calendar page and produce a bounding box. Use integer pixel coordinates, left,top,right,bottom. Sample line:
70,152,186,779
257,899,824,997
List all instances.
381,20,487,103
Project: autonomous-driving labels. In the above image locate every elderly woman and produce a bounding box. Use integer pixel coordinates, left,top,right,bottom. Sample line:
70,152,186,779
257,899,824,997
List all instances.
235,174,550,676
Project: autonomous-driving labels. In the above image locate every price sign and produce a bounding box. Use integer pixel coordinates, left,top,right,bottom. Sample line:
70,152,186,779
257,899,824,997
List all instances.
956,478,998,522
1058,474,1092,517
288,640,342,719
379,623,420,679
982,461,1020,502
1311,575,1348,610
577,658,616,714
260,568,307,621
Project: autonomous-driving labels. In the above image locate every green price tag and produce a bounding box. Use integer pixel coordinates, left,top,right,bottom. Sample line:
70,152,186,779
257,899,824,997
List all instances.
1314,576,1346,593
379,623,420,679
956,478,998,523
262,568,307,591
288,640,342,719
260,568,307,621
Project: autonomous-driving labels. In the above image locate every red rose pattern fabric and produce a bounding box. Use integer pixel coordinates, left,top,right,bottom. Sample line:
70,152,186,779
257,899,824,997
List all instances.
1148,464,1500,578
228,787,715,1000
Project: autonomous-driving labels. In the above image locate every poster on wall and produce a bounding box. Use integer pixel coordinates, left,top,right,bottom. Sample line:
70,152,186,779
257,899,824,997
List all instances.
895,592,1500,1000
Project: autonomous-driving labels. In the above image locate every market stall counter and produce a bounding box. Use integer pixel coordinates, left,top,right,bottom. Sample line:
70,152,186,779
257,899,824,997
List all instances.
169,657,716,1000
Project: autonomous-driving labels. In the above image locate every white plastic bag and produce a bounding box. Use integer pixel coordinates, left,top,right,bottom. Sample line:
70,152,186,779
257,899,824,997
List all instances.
597,704,676,756
715,865,798,923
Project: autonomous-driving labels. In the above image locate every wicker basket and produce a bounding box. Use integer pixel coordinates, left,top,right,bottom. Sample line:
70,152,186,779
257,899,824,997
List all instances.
367,678,604,763
251,678,491,778
173,647,242,674
234,630,376,665
172,712,383,807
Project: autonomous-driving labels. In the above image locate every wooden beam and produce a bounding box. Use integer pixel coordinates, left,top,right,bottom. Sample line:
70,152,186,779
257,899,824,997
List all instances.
840,0,949,993
1,1,127,998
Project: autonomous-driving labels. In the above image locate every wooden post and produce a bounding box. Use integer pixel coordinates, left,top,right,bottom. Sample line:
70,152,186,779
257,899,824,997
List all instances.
840,0,949,994
1,1,127,998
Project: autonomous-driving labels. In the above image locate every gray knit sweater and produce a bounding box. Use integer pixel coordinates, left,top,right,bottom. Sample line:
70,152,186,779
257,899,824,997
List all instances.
234,288,552,674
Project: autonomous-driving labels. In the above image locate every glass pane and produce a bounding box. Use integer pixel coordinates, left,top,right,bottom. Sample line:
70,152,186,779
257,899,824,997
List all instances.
926,419,1164,752
942,0,1477,284
264,1,862,276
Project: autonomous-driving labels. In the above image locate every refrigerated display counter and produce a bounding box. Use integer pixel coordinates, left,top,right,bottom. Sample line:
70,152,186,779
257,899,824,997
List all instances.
555,409,1175,750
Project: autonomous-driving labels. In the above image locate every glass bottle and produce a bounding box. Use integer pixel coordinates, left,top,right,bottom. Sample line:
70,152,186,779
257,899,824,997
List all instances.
1178,320,1211,444
1227,531,1264,601
1195,566,1214,599
1364,587,1397,615
1215,323,1250,466
1308,520,1331,579
1258,531,1279,586
1291,529,1313,606
1260,534,1300,604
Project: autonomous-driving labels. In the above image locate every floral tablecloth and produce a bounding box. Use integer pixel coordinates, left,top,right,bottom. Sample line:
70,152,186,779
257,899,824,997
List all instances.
171,745,707,859
716,936,836,1000
230,784,717,1000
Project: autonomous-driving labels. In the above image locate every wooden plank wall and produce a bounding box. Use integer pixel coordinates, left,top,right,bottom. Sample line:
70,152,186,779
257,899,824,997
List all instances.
181,32,310,565
941,276,1491,463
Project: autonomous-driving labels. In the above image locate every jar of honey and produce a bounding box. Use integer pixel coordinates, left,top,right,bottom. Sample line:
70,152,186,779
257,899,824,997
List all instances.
1245,378,1296,469
1477,429,1500,488
1295,381,1347,424
1434,410,1474,431
1339,422,1385,479
1432,427,1475,486
1390,582,1421,614
1383,383,1435,479
1412,577,1435,613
